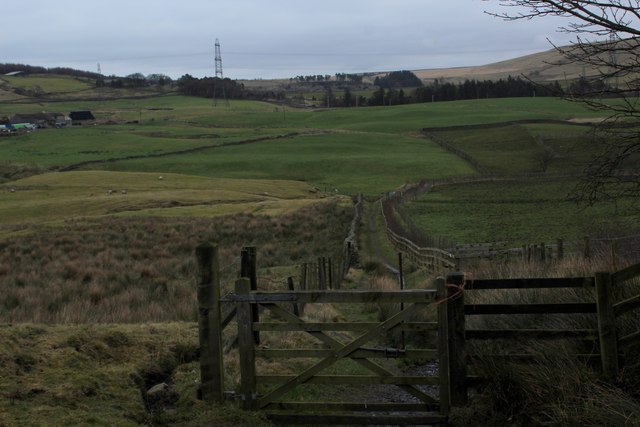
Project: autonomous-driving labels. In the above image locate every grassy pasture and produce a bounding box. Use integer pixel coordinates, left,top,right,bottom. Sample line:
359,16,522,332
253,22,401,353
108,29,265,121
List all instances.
427,123,597,175
1,74,94,93
92,132,475,195
402,119,640,245
0,171,329,227
400,179,640,244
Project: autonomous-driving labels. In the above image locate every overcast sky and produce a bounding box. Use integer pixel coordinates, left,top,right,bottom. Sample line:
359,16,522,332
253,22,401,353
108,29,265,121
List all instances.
2,0,578,80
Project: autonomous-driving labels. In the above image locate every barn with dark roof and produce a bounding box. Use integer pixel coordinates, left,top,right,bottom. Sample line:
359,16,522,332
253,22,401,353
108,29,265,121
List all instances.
69,111,95,124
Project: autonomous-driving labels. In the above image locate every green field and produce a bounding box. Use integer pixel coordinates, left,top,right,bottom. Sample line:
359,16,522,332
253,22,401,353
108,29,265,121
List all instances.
400,179,638,245
2,94,635,241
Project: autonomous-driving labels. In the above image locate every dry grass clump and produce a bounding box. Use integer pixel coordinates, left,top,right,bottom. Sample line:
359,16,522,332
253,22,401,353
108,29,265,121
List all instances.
453,349,640,426
0,201,351,323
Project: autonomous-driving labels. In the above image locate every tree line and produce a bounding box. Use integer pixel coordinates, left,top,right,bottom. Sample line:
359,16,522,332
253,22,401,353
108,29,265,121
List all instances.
0,63,101,79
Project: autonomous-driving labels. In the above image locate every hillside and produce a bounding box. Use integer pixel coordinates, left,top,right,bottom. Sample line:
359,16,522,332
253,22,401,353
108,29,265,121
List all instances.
411,46,582,84
240,45,591,91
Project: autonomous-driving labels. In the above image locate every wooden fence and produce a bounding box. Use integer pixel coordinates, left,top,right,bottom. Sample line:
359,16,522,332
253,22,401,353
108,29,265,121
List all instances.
441,265,640,403
380,200,456,274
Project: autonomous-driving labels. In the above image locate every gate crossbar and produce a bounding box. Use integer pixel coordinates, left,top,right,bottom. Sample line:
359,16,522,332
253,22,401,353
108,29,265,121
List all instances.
257,301,435,408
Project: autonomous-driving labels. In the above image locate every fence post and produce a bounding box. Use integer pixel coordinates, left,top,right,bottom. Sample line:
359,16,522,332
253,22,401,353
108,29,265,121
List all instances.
195,243,224,403
436,277,450,417
241,246,259,345
557,238,564,260
300,263,308,291
236,277,257,409
318,257,325,290
287,276,300,317
446,272,467,405
584,236,591,259
399,252,405,349
595,271,619,382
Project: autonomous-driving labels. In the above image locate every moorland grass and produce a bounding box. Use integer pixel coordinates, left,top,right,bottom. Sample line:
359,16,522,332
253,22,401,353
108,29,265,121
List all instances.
0,200,351,323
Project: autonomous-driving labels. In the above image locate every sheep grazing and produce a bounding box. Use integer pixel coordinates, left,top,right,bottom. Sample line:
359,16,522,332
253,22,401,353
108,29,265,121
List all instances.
107,189,113,195
121,190,127,195
158,176,164,180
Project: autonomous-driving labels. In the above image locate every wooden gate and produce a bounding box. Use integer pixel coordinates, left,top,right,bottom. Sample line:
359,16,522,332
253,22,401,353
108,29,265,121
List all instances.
224,279,449,425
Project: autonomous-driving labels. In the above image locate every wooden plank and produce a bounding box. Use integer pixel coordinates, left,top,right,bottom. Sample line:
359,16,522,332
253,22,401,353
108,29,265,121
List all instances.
261,303,438,405
257,302,423,408
224,289,437,303
195,243,224,403
253,321,438,332
220,307,236,329
466,277,595,290
257,375,440,385
255,348,438,359
596,272,619,382
235,278,256,410
465,303,597,315
466,329,598,340
467,353,601,363
612,262,640,284
264,402,437,412
265,411,447,425
614,294,640,316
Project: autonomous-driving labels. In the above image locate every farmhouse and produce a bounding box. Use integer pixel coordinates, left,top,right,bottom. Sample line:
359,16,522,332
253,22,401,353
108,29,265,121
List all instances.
10,112,69,128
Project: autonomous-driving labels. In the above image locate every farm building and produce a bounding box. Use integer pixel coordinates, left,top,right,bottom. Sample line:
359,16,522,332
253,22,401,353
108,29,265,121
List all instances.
69,110,95,124
10,112,69,128
4,71,26,77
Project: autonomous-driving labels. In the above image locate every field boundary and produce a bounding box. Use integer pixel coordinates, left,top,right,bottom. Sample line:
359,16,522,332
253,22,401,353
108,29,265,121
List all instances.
58,131,311,172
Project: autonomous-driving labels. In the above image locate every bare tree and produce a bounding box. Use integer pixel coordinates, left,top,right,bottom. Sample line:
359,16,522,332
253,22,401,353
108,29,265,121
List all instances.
486,1,640,208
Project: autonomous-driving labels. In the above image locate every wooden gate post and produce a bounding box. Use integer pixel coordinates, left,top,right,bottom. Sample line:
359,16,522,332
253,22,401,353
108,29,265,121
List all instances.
595,271,619,382
241,246,260,345
236,277,257,409
195,243,224,403
446,272,467,405
436,277,450,416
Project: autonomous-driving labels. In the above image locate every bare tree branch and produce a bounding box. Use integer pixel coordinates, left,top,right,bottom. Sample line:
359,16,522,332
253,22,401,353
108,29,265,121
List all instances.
485,0,640,209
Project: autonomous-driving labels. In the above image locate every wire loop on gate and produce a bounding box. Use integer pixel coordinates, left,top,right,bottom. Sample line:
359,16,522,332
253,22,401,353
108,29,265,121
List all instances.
436,272,473,306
